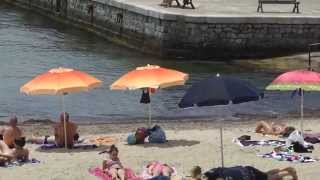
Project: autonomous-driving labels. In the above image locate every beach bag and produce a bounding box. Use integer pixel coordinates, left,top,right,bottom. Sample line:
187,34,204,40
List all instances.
135,127,147,144
286,130,305,147
292,142,311,153
148,126,166,143
127,134,136,145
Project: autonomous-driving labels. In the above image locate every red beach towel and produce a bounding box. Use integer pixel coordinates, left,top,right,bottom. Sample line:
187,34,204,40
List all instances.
89,167,142,180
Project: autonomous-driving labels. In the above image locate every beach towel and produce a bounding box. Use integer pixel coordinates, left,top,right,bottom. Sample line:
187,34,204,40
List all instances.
233,138,285,147
304,133,320,144
149,176,170,180
0,158,40,168
89,136,118,146
40,143,97,150
27,136,85,145
258,151,317,163
89,167,142,180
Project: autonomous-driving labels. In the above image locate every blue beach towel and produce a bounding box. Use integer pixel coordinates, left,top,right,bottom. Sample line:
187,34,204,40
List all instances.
1,158,40,168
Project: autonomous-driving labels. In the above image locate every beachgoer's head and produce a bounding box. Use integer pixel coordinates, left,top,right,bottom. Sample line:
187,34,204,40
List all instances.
60,112,69,122
14,137,26,148
190,166,202,180
281,126,296,137
9,116,18,127
108,145,119,160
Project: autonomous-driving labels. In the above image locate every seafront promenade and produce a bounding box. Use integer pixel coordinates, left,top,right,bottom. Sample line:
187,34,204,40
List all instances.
5,0,320,58
113,0,320,17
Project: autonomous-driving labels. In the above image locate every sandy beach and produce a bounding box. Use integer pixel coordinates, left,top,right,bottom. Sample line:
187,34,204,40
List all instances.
0,115,320,180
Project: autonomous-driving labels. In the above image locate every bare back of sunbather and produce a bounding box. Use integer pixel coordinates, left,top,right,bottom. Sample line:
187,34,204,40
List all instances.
54,112,78,148
256,121,286,135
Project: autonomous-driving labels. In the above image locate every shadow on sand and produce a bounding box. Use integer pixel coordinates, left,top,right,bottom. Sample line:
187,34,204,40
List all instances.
34,144,109,153
132,139,200,148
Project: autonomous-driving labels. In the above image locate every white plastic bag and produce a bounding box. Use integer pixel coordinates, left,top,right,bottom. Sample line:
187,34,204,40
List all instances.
286,130,308,147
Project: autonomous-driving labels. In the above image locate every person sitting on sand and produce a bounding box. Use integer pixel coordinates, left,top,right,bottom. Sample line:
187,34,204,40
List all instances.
0,116,22,148
102,145,125,180
255,121,295,137
191,165,298,180
53,112,78,148
0,137,29,165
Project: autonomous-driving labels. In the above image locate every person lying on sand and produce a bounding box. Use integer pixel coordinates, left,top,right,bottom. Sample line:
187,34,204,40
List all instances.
0,116,22,148
53,112,78,148
0,137,29,165
102,145,125,180
255,121,295,137
190,165,298,180
146,161,175,177
27,133,80,145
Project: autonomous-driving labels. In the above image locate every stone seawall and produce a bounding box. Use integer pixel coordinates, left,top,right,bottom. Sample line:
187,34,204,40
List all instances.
5,0,320,59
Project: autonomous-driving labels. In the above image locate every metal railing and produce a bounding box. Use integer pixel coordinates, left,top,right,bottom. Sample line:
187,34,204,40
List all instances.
308,43,320,70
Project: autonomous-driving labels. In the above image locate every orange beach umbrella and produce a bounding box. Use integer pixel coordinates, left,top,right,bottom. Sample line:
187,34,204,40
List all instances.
110,64,188,90
21,67,102,95
20,67,102,149
110,64,188,127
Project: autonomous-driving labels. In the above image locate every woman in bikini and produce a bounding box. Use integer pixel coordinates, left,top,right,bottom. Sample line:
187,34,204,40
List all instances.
255,121,295,137
147,161,174,177
102,145,125,180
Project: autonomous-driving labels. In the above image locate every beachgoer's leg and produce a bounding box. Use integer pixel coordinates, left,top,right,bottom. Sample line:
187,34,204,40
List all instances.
0,140,10,154
109,168,118,180
102,160,107,170
117,169,126,180
152,167,161,177
255,121,272,134
162,165,173,176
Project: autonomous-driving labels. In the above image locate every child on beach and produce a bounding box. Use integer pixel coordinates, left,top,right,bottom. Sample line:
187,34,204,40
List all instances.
102,145,125,180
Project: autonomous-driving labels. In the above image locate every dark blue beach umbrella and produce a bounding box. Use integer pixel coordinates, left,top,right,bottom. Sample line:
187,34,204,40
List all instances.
179,75,263,108
178,74,264,167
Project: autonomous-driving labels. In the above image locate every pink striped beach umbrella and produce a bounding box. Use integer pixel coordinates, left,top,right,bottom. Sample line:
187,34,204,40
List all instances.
266,69,320,132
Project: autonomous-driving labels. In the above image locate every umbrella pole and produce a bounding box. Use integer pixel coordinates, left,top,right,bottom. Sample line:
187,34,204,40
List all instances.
148,103,151,128
300,88,304,134
220,122,224,167
61,94,68,149
147,89,152,128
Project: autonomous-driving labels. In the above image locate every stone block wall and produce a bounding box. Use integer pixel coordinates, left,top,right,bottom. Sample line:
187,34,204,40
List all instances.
5,0,320,59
